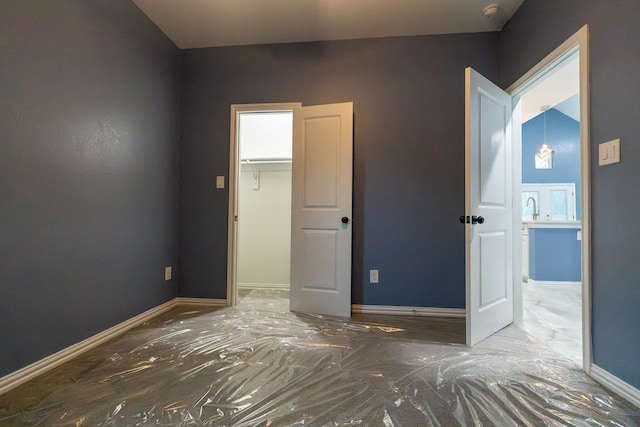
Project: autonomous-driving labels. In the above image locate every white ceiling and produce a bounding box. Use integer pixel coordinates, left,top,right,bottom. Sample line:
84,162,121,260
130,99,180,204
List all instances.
521,55,580,123
132,0,578,123
133,0,524,49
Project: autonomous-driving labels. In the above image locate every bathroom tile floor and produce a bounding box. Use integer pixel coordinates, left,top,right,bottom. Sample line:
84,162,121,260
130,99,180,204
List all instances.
520,281,583,364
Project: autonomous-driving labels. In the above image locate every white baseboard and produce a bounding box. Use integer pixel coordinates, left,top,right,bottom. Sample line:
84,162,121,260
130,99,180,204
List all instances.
0,299,178,395
0,297,228,395
238,282,290,290
351,304,465,318
174,297,228,307
590,364,640,409
527,279,581,286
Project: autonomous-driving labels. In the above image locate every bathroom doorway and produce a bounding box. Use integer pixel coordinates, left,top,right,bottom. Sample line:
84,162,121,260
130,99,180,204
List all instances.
519,53,582,363
508,28,589,367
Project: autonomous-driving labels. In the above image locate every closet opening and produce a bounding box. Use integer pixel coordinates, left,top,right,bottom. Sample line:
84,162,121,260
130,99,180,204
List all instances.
227,104,300,307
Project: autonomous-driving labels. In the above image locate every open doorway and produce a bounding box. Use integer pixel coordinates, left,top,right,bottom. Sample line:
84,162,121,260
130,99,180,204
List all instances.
227,103,300,307
517,54,583,364
236,110,293,302
507,26,590,369
227,102,354,316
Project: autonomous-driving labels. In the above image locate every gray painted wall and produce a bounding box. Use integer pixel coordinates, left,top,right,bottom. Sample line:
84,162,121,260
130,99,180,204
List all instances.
10,0,637,395
0,1,181,376
500,0,640,389
179,34,499,307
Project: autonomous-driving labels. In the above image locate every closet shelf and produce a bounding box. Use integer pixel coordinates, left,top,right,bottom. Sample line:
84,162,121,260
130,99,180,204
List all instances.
240,158,292,190
240,158,291,164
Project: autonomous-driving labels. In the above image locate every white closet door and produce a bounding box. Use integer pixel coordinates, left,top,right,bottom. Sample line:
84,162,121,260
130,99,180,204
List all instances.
290,102,353,317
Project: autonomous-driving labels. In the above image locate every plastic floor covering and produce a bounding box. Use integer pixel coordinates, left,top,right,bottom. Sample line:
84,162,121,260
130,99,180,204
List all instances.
1,289,639,426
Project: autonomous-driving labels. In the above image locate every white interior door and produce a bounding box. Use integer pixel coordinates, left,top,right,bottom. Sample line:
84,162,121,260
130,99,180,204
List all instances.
465,68,514,346
290,102,353,317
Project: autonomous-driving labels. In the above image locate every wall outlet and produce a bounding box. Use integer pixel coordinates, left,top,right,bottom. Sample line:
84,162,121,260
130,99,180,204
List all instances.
165,266,172,281
369,269,379,284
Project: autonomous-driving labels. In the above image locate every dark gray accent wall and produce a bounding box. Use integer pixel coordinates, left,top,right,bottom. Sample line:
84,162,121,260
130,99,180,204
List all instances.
180,34,499,307
0,1,181,376
500,0,640,389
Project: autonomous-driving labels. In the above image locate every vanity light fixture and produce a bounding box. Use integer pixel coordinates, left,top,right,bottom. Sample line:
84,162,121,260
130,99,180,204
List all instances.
535,106,554,169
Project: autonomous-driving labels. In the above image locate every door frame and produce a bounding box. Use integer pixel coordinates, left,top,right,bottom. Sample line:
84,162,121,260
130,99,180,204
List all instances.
227,102,301,307
506,25,591,371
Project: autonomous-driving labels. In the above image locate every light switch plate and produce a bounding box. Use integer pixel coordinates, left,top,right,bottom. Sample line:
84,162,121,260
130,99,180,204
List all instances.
369,269,379,284
599,139,620,166
165,266,172,281
216,176,225,188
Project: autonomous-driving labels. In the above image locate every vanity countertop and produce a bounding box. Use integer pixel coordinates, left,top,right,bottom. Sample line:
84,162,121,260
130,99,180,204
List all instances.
522,220,581,229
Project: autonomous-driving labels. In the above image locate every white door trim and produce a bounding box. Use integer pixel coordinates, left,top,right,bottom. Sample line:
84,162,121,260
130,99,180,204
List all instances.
506,25,591,372
227,103,301,307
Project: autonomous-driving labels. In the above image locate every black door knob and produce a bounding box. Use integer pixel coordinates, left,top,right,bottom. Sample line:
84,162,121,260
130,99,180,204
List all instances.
472,215,485,224
341,217,349,224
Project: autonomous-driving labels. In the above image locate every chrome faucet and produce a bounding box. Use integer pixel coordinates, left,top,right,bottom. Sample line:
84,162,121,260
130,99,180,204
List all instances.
526,197,539,221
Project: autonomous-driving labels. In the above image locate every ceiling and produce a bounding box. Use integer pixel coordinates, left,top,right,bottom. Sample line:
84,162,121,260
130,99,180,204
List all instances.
132,1,578,122
521,55,580,123
133,0,524,49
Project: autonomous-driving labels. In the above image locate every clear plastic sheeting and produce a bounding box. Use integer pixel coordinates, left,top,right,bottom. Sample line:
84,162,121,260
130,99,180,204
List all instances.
1,289,639,426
